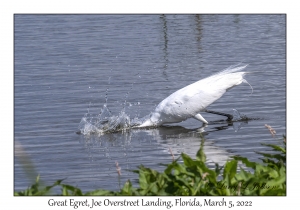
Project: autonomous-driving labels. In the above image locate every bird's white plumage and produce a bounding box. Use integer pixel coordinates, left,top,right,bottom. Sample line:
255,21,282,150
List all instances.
138,64,249,127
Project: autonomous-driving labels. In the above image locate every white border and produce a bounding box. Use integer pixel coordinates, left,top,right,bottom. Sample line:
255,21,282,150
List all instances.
2,0,295,209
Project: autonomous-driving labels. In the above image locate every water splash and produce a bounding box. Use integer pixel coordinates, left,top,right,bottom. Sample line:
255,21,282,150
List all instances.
78,104,150,135
231,109,263,132
232,109,247,121
232,109,261,121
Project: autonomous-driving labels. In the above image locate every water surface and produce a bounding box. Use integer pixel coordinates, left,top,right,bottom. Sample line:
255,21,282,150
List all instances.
14,14,286,192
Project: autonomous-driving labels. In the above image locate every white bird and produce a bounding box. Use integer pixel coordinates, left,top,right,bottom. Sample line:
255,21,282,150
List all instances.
137,64,251,127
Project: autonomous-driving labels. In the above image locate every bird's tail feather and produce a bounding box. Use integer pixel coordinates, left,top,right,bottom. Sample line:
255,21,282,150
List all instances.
207,63,253,95
210,63,249,78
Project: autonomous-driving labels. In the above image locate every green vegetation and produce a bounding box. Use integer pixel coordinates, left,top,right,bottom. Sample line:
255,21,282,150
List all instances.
15,131,286,196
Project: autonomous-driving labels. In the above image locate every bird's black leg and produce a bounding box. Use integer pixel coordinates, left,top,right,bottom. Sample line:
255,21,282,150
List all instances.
204,109,233,121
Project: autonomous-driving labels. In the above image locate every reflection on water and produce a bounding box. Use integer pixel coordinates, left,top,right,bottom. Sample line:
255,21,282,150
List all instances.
140,125,232,166
160,14,169,73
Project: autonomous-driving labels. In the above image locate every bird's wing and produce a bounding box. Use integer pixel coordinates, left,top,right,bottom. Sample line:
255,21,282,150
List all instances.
155,65,249,118
168,71,246,110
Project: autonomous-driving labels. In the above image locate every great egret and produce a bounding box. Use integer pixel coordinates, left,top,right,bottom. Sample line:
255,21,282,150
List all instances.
137,64,252,127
